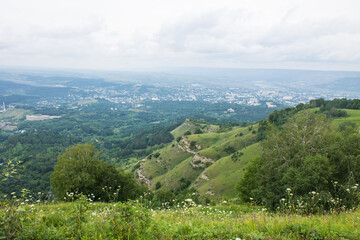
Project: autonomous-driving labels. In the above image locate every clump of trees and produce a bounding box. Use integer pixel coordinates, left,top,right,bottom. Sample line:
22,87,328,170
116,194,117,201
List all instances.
310,98,360,109
50,143,145,202
238,110,360,211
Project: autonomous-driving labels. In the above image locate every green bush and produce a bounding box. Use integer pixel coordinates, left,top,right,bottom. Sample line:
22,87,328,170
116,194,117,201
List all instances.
106,201,150,239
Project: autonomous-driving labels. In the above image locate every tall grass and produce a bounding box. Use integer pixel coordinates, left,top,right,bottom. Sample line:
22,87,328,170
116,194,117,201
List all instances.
1,195,360,239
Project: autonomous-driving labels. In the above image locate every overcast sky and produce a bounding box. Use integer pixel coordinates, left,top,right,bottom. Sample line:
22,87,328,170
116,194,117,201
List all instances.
0,0,359,71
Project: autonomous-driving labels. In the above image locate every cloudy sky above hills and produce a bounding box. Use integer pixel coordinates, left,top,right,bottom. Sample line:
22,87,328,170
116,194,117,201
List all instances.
0,0,359,71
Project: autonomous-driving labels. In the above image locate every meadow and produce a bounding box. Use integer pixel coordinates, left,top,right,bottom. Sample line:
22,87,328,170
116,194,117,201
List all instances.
331,109,360,126
1,197,360,240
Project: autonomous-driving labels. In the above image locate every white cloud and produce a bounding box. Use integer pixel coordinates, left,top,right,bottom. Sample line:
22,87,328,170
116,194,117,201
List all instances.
0,0,359,70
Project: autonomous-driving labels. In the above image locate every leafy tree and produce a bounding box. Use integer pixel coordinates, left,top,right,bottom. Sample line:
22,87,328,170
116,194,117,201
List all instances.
50,143,144,202
154,189,175,204
338,121,356,132
224,146,236,154
239,110,360,210
238,111,333,208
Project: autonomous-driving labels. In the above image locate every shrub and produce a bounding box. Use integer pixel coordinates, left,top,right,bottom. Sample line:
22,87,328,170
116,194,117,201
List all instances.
107,201,150,239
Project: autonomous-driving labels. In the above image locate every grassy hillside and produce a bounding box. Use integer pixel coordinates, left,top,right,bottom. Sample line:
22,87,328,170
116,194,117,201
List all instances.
138,107,360,202
139,120,260,201
331,109,360,126
170,118,219,139
195,143,261,201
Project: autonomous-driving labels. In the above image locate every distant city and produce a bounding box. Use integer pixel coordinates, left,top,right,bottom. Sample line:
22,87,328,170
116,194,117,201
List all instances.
1,68,359,112
29,82,357,111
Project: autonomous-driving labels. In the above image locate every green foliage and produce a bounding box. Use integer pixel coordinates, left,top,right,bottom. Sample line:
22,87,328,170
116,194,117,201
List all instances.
310,97,360,109
0,131,77,196
0,189,32,239
0,200,23,239
189,141,197,150
2,201,360,240
318,105,348,118
238,110,360,211
219,122,239,132
256,120,268,141
184,130,192,136
194,128,203,134
237,157,260,202
106,200,151,239
231,151,244,162
0,98,277,195
176,178,192,194
224,146,236,154
50,143,143,202
268,106,301,126
338,121,357,131
155,181,162,190
153,189,175,206
0,160,22,183
70,194,90,238
257,98,359,142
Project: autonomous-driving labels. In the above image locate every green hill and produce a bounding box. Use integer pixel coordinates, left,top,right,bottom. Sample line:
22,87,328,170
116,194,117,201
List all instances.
137,119,261,201
136,100,360,202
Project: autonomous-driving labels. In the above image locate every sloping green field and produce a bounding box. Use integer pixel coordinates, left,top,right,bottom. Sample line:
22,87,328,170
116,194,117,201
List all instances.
141,119,261,200
142,144,192,180
195,143,261,200
140,108,360,201
331,109,360,126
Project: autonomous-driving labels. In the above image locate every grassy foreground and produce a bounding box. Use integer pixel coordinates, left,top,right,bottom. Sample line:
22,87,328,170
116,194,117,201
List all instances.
1,199,360,240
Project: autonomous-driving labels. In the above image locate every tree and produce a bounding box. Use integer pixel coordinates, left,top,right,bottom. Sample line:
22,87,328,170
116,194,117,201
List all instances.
239,110,360,210
50,143,144,201
238,111,334,208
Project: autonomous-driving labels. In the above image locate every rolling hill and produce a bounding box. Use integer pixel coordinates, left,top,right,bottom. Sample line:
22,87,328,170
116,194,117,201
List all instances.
136,118,261,201
136,104,360,202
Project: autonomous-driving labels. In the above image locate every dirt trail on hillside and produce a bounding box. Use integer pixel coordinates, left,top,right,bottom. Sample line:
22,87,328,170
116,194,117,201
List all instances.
178,136,216,168
136,158,151,188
